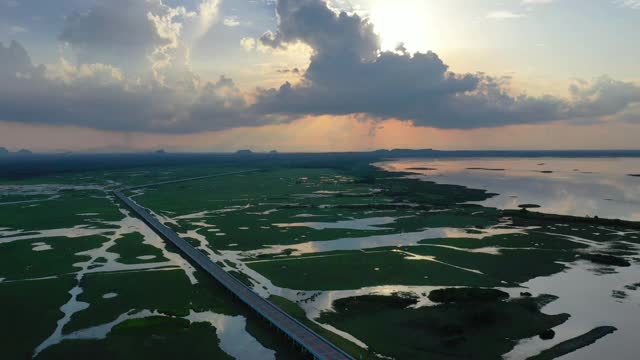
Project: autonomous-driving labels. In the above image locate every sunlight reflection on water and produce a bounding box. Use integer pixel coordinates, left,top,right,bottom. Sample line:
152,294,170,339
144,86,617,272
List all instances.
376,157,640,221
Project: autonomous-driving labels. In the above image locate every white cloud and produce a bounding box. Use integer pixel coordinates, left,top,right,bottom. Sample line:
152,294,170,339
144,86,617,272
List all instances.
48,59,125,85
223,16,241,27
194,0,221,38
240,37,257,51
255,0,640,130
486,11,526,19
615,0,640,9
522,0,554,4
0,40,259,133
58,0,224,85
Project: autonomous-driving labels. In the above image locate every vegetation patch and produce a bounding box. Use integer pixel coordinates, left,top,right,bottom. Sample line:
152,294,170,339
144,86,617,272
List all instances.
106,232,167,264
428,288,509,303
0,277,76,359
581,253,631,267
0,236,106,280
39,316,233,360
65,269,243,332
0,190,122,231
318,293,569,360
248,248,497,290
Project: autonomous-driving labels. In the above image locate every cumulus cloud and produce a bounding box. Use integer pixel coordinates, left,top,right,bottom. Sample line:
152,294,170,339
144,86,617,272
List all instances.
59,0,221,81
59,0,172,71
258,0,379,61
1,0,639,134
253,0,640,129
240,37,257,51
0,1,267,134
0,40,260,133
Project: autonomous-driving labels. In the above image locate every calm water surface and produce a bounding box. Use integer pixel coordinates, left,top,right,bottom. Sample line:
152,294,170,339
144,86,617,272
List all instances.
377,157,640,359
377,157,640,221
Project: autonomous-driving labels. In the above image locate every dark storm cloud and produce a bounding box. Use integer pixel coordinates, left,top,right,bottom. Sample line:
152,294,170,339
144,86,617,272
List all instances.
0,40,260,133
255,0,640,129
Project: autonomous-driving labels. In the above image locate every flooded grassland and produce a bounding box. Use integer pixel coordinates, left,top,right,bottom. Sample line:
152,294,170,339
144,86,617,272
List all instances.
2,160,639,359
130,163,640,359
0,166,299,360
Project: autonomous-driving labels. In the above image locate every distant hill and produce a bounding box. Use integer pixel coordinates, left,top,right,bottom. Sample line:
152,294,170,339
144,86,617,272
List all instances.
16,149,33,155
372,148,437,157
235,149,254,155
0,147,8,155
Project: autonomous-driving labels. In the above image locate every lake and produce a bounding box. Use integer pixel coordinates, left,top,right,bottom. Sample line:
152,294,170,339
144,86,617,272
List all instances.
376,157,640,221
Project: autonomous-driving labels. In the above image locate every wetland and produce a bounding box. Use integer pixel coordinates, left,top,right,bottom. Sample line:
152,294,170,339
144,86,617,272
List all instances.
1,154,639,359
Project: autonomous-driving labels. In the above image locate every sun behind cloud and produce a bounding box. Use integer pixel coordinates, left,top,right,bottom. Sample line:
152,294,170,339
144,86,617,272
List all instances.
369,0,434,53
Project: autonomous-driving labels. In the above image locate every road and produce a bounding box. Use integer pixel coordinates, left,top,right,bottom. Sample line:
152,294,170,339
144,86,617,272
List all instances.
122,169,261,191
113,182,354,360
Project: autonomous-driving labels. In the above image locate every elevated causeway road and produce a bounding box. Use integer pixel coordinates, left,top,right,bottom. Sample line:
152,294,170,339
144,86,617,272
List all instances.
113,188,354,360
123,169,261,191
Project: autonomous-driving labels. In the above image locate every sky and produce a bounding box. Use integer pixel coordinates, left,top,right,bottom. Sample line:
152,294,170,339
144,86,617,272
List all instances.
0,0,639,152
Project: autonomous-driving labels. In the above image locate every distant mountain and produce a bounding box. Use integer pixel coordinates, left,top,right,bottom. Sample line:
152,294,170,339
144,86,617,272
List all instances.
0,147,8,155
269,150,278,154
154,149,167,154
235,149,254,155
16,149,33,155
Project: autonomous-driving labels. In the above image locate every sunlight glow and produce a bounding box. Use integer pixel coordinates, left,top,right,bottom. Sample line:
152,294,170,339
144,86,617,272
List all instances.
369,0,434,53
